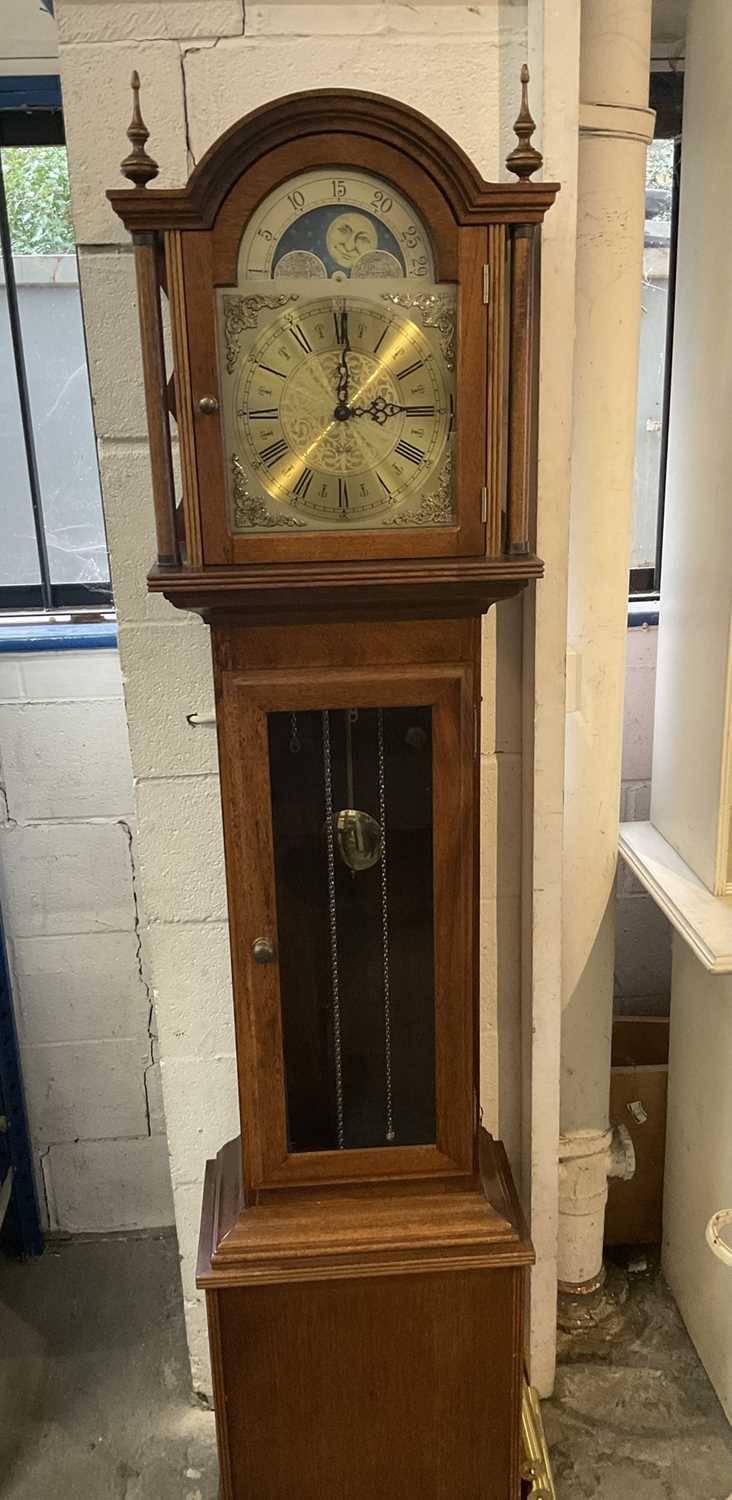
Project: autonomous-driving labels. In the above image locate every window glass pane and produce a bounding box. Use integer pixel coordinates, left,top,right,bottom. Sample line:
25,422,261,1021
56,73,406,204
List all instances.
631,138,674,575
269,704,436,1154
2,145,110,588
0,275,40,586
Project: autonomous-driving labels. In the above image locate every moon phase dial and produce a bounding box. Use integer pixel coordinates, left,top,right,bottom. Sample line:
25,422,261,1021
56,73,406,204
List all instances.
232,297,453,528
237,169,435,282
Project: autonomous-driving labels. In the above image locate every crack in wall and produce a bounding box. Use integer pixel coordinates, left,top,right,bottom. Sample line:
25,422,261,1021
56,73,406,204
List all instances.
179,46,196,170
0,779,17,829
38,1143,54,1229
118,819,157,1139
180,35,233,168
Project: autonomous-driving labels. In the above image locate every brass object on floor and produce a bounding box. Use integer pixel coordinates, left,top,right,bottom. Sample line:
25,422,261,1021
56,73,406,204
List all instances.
521,1380,556,1499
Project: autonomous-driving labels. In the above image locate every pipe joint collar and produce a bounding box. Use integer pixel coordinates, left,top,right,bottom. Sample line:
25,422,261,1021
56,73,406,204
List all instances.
558,1128,613,1218
558,1127,612,1165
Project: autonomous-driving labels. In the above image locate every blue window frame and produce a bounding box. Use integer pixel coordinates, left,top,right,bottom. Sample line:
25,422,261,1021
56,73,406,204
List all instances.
1,79,112,614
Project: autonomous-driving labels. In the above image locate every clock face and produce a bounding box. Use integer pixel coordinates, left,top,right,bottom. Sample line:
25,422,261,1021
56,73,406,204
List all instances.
229,296,453,527
218,168,455,533
238,169,435,283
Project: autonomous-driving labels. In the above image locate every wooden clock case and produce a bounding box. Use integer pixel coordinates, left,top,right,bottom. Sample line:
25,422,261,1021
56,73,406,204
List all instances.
110,78,558,1500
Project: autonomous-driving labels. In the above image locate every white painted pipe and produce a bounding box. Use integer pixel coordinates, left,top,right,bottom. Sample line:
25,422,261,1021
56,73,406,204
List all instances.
559,0,653,1295
558,1128,613,1287
557,1124,636,1286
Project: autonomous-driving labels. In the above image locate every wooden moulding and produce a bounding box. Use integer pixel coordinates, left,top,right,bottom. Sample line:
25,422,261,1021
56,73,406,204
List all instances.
507,224,541,555
131,233,179,566
147,553,544,624
109,88,560,233
197,1130,533,1287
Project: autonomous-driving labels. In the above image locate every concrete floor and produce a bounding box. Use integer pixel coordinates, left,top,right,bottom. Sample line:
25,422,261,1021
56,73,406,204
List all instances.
2,1234,732,1498
0,1231,218,1500
544,1253,732,1498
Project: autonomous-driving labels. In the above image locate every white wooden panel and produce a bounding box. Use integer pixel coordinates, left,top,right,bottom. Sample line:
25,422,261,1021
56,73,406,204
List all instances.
650,0,732,894
619,821,732,972
664,935,732,1425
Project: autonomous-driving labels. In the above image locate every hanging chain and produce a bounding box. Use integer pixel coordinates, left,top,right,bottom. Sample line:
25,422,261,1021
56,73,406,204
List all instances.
289,711,301,755
322,710,345,1149
377,708,395,1143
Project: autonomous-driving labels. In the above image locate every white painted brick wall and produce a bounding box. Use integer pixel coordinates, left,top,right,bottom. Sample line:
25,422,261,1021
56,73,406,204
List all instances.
0,700,133,820
45,1136,174,1232
55,0,528,1396
0,648,174,1233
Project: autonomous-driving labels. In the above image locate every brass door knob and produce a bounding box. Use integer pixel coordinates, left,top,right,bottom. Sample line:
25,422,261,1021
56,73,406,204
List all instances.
198,394,219,414
252,937,276,964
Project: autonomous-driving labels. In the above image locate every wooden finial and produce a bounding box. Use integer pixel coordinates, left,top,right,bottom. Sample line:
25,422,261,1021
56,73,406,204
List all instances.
120,70,159,189
506,64,543,181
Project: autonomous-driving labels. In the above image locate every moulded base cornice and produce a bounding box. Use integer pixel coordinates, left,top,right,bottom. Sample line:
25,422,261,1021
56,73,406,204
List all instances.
619,821,732,973
196,1132,534,1289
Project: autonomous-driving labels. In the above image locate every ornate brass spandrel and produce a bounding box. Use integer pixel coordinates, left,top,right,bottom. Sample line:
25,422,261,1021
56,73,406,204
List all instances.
231,453,306,531
383,451,454,528
223,293,299,374
380,290,456,371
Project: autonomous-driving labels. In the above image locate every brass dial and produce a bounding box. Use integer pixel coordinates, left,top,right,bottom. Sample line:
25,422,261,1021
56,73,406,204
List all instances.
232,296,453,526
237,169,435,282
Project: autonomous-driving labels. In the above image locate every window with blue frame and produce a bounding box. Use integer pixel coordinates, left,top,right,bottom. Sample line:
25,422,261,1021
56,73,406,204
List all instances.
0,81,112,612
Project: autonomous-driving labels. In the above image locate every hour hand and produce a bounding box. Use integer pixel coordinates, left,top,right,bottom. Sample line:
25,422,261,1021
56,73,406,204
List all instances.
351,395,405,425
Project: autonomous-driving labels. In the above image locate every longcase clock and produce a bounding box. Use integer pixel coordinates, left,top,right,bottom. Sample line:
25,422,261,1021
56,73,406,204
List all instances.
110,70,558,1500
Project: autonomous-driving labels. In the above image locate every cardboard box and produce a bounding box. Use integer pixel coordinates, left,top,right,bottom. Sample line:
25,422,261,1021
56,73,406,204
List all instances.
605,1016,669,1246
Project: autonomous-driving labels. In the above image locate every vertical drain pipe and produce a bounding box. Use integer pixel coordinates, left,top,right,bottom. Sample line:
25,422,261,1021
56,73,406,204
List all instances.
559,0,654,1318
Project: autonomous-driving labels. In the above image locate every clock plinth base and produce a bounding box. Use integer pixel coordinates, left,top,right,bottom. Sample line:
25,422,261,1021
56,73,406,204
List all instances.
197,1130,533,1500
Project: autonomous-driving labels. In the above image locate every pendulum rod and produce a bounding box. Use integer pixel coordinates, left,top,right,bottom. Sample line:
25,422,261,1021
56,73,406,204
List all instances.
322,710,345,1148
377,709,395,1144
345,708,356,807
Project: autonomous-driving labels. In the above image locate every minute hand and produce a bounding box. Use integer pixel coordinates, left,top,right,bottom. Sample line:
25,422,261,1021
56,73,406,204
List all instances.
350,395,433,426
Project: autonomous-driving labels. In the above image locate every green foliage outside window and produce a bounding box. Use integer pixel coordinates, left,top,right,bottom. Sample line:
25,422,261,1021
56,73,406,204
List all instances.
2,146,75,254
646,139,675,218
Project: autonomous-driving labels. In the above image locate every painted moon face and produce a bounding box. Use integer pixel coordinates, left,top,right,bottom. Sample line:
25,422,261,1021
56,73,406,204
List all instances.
326,212,378,269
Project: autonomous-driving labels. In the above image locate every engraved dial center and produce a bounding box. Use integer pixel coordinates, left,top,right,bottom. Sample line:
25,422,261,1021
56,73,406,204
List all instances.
280,349,404,478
